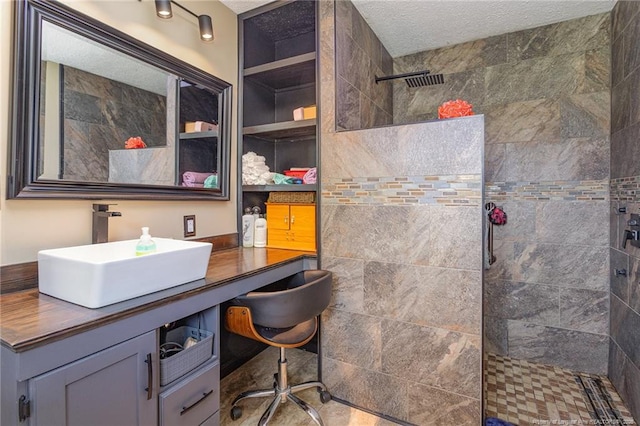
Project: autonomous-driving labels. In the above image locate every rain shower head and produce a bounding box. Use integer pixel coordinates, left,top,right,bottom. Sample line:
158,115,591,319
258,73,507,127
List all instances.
405,72,444,87
375,70,445,88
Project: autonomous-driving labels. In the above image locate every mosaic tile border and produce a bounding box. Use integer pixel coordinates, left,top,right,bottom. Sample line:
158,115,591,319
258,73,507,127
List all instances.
323,178,616,205
486,180,609,202
611,176,640,202
322,175,482,206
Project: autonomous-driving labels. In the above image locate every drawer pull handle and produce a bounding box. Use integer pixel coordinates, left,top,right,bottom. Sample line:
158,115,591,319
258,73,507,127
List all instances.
144,353,153,400
180,390,214,416
291,215,295,224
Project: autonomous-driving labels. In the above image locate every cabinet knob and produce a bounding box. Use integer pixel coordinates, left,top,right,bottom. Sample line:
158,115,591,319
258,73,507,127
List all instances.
291,215,295,224
284,216,288,224
144,353,153,400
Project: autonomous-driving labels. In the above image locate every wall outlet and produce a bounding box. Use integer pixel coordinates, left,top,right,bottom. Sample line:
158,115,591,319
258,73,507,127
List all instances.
184,215,196,238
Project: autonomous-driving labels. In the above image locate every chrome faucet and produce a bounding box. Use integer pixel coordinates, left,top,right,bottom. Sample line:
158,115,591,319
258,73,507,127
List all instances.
92,204,122,244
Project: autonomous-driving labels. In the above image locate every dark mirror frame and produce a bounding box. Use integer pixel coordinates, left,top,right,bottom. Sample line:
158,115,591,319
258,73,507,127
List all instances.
8,0,232,200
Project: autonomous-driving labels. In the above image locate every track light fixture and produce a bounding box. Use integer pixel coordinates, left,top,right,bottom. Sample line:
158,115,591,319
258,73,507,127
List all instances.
198,15,214,42
153,0,214,42
155,0,172,19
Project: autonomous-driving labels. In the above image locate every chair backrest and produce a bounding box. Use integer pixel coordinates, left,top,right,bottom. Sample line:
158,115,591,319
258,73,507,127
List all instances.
233,270,332,329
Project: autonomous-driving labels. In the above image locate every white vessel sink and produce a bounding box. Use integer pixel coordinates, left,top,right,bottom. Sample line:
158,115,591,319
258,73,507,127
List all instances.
38,238,213,308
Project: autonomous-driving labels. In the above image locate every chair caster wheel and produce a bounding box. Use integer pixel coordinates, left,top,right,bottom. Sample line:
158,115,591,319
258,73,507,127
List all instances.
230,406,242,421
319,390,331,404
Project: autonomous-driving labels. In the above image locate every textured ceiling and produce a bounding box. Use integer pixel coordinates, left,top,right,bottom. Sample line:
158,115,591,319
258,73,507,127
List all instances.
220,0,616,58
248,0,316,40
43,22,168,95
220,0,275,14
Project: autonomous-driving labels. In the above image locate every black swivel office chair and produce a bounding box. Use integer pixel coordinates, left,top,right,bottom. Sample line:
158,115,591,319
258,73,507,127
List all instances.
225,270,333,426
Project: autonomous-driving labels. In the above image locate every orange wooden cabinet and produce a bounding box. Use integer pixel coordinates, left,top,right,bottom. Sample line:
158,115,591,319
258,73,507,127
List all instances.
265,203,316,252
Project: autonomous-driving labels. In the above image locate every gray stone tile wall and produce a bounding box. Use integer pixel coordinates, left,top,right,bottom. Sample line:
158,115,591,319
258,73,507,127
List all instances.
320,116,484,425
610,3,640,421
609,338,640,421
335,0,392,131
319,5,484,420
506,321,609,373
108,147,175,186
62,66,167,182
322,0,640,422
393,13,612,374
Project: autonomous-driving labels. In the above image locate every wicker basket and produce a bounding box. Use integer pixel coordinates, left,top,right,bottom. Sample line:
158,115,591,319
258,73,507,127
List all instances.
267,191,316,204
159,326,214,386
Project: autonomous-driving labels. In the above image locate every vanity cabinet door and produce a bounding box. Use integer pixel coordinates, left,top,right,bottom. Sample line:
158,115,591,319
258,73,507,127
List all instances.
266,203,291,231
28,331,157,426
290,205,315,234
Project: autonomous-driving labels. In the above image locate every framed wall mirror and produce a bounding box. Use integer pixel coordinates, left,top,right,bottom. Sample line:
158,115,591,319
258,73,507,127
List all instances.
8,0,232,200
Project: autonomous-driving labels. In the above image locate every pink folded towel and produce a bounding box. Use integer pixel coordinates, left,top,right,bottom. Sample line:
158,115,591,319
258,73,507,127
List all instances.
182,171,214,185
182,182,205,188
303,168,317,184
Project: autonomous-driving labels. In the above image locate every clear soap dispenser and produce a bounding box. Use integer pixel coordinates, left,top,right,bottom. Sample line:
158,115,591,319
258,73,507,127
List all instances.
135,227,157,256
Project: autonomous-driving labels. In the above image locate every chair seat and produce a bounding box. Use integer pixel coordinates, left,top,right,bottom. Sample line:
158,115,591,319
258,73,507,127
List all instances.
255,318,317,346
225,270,333,425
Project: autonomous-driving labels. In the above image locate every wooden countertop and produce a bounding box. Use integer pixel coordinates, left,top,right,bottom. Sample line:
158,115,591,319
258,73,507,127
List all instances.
0,247,315,352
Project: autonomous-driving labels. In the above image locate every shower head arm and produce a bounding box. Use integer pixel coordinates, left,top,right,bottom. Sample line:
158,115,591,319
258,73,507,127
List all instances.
375,70,432,84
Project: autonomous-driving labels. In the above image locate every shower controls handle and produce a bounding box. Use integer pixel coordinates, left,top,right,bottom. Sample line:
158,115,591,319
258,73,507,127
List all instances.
622,230,639,249
614,268,627,277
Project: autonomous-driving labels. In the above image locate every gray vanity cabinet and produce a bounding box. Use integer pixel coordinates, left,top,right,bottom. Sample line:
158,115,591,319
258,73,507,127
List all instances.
27,331,157,425
1,252,313,425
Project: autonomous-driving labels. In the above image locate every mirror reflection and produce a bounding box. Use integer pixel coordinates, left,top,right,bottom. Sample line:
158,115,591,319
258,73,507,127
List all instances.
39,20,219,189
9,0,231,200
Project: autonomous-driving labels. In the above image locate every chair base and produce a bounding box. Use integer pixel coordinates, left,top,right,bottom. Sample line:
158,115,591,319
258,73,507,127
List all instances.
230,348,330,426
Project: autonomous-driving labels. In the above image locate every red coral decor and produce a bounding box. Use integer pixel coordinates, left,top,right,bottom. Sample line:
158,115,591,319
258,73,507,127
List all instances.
124,136,147,149
438,99,474,119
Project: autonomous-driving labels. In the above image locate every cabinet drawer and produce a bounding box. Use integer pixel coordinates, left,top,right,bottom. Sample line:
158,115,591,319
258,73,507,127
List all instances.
267,231,302,248
160,361,219,426
268,230,315,251
288,239,316,251
268,229,291,244
268,230,314,241
200,411,220,426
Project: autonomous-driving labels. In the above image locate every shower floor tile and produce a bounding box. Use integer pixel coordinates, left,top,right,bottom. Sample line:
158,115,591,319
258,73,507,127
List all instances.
485,353,635,426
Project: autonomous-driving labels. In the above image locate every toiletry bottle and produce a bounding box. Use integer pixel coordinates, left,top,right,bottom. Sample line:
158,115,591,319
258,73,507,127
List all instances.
135,227,157,256
254,215,267,248
242,208,255,247
251,206,261,220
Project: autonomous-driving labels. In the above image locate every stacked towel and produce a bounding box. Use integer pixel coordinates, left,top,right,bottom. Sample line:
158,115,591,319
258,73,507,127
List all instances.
182,171,214,187
242,152,273,185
